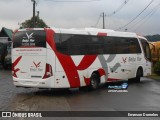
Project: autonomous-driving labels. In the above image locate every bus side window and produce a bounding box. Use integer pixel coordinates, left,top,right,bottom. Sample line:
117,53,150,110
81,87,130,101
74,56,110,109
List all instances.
54,33,60,43
129,38,141,53
68,34,88,55
103,37,117,54
55,34,73,55
117,38,130,54
89,36,103,54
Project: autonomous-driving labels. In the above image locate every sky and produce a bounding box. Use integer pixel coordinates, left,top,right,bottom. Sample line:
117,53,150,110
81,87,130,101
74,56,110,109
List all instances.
0,0,160,35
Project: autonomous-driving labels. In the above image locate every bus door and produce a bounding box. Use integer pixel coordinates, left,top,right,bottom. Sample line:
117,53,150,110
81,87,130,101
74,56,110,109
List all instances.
13,30,47,80
139,39,152,76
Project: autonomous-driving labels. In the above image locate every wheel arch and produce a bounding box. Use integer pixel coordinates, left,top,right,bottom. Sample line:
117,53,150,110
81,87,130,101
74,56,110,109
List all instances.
91,70,100,84
136,66,144,77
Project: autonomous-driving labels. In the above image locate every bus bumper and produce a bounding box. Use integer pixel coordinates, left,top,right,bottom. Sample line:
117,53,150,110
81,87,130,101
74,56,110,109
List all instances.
13,77,54,88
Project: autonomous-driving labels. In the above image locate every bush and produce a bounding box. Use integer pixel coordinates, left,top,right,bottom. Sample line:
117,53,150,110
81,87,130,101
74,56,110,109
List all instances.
154,61,160,75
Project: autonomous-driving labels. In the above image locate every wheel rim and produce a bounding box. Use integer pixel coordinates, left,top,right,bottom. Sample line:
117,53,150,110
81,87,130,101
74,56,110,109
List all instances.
91,78,97,89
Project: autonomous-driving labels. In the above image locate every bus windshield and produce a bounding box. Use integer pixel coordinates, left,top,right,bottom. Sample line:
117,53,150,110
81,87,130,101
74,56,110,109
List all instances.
140,39,151,61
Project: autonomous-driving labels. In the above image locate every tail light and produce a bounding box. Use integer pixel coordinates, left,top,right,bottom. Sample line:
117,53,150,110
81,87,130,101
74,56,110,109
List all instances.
43,63,53,79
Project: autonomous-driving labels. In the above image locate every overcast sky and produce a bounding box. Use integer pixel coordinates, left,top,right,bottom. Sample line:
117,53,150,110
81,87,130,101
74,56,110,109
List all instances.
0,0,160,35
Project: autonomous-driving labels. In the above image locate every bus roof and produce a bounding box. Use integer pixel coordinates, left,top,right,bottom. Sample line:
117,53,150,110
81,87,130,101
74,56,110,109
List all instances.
52,27,138,38
17,27,147,39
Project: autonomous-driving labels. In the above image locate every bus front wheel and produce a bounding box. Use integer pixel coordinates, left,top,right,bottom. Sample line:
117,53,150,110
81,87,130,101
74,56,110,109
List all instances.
135,68,143,83
134,68,143,83
128,68,143,83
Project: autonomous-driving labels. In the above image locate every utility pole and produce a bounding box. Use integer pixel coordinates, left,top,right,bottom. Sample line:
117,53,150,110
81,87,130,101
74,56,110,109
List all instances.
36,11,39,26
37,11,39,18
101,12,106,29
31,0,36,28
102,12,105,29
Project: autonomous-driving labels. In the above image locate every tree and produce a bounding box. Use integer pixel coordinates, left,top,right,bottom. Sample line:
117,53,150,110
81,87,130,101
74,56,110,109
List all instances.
21,16,48,28
145,34,160,42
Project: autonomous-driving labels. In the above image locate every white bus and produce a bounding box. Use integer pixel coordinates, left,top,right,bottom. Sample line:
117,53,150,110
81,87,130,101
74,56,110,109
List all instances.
12,28,152,89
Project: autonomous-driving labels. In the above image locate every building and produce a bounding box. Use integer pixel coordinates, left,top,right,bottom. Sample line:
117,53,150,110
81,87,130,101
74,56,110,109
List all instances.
0,27,13,42
0,27,12,66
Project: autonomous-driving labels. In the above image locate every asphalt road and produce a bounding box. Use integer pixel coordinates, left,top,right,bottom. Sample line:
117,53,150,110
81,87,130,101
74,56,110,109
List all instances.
0,65,160,120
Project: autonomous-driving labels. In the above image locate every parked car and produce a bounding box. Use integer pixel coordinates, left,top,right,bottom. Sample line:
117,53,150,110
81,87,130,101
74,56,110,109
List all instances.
0,43,3,64
3,42,12,69
0,42,7,65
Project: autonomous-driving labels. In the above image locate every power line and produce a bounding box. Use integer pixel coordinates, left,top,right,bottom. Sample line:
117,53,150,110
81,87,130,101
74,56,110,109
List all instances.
129,3,160,30
104,0,129,29
94,0,129,28
94,14,101,27
93,12,106,28
115,0,154,31
44,0,101,2
133,3,160,31
106,0,130,17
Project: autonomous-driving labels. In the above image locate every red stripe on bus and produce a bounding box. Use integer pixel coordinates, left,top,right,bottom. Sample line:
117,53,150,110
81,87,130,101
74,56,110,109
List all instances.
12,56,22,77
98,68,106,76
77,55,97,70
84,77,90,86
46,29,80,87
13,56,22,67
107,78,120,82
97,32,107,36
56,52,81,88
45,29,56,51
46,29,101,87
56,53,99,87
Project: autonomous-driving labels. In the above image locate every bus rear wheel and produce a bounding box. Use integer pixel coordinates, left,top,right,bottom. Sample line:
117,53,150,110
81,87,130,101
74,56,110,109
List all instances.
89,73,100,90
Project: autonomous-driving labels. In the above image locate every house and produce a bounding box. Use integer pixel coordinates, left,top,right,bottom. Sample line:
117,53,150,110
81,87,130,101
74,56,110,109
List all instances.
0,27,12,66
0,27,13,42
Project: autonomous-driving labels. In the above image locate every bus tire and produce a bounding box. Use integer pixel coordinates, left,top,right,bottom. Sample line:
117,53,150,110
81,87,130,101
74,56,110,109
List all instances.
134,68,143,83
89,73,100,90
128,68,143,83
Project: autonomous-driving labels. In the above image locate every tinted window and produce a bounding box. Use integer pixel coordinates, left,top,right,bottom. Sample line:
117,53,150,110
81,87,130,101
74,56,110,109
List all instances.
54,33,141,55
54,34,71,54
103,37,141,54
13,30,46,48
69,35,90,55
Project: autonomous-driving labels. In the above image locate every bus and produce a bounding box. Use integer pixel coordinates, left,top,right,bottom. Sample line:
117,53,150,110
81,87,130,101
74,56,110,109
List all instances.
12,28,152,89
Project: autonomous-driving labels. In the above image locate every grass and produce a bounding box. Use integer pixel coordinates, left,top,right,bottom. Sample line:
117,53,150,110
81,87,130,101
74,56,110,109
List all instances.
147,73,160,81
